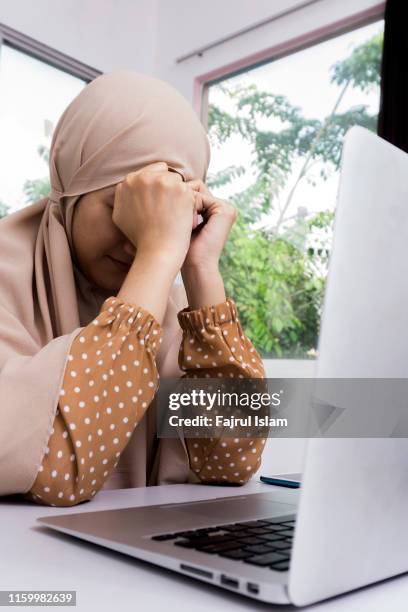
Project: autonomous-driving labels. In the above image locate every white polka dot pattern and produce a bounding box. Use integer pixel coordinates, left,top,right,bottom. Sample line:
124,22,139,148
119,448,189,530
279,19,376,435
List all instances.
178,298,267,485
26,296,267,506
26,296,163,507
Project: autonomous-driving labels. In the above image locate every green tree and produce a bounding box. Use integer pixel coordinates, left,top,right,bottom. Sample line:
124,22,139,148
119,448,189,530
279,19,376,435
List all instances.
0,201,10,219
208,30,383,357
23,144,50,204
0,146,50,216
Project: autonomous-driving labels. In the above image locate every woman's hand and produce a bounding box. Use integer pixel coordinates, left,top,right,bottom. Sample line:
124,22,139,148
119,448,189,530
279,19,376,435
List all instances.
114,162,197,323
182,179,238,272
112,162,195,271
180,180,237,309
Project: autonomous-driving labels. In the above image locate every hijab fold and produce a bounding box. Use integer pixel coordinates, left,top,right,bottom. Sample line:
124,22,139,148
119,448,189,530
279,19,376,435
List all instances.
0,71,210,496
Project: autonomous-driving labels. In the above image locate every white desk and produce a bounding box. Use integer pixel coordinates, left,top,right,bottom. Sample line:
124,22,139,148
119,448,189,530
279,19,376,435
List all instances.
1,481,407,611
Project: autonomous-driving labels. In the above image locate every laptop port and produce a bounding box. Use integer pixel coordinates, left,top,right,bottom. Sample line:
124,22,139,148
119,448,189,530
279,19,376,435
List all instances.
220,575,239,589
247,582,259,595
180,564,213,579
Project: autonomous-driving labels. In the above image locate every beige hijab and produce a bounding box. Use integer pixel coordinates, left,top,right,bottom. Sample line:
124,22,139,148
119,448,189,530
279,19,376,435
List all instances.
0,71,210,496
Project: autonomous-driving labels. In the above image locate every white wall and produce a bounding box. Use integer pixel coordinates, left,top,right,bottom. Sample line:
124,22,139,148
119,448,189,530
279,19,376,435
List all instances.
153,0,307,91
1,0,383,92
155,0,383,102
0,0,160,74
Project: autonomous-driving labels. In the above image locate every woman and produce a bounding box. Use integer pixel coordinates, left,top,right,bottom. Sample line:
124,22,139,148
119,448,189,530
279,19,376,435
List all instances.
0,71,266,507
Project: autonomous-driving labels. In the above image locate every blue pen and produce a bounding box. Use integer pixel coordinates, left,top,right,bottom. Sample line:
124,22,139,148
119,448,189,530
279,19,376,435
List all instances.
260,473,302,489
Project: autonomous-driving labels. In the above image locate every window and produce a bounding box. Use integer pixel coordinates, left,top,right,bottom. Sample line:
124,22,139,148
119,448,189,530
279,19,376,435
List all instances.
205,19,384,359
0,23,101,216
0,45,87,215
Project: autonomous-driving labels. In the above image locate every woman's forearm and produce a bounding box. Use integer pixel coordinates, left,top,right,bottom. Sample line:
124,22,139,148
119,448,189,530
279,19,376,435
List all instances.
177,296,267,485
118,252,180,325
181,264,226,310
27,296,163,507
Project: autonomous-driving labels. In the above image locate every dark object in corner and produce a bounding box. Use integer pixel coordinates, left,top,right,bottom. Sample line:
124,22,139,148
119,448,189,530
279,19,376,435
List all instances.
378,0,408,153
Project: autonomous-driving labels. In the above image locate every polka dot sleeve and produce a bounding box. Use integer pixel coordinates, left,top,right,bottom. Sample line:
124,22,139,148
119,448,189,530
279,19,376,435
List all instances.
25,296,163,507
177,297,267,485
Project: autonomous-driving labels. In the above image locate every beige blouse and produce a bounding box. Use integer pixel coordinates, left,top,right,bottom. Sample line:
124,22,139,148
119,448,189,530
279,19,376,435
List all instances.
25,296,266,506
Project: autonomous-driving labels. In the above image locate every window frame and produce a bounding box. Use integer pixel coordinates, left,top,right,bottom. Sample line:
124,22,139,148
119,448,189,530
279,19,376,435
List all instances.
194,2,385,375
195,2,385,123
0,22,101,83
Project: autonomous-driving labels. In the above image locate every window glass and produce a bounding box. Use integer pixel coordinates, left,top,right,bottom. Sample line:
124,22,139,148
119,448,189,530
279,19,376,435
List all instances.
206,20,384,358
0,45,86,215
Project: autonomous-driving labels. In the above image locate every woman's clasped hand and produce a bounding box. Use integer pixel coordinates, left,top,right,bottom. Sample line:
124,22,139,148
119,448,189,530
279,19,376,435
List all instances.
112,161,239,272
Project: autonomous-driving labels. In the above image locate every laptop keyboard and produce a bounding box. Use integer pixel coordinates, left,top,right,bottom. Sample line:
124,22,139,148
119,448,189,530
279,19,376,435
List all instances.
151,514,296,572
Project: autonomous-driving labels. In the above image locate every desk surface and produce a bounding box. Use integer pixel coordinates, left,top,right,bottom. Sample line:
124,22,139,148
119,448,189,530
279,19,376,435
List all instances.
1,481,407,611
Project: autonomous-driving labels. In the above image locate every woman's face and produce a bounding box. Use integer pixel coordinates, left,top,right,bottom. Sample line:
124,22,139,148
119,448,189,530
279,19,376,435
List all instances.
72,184,136,293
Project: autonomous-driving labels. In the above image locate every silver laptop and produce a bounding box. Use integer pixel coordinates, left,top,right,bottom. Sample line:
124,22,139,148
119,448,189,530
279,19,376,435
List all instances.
38,127,408,606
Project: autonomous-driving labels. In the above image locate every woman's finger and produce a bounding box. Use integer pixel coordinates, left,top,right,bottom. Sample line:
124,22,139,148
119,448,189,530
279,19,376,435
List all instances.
191,190,204,215
197,191,221,214
198,192,238,225
192,207,199,230
186,179,212,196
